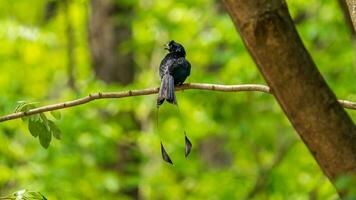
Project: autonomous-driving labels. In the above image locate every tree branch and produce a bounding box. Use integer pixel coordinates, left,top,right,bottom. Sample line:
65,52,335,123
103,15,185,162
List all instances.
0,83,355,123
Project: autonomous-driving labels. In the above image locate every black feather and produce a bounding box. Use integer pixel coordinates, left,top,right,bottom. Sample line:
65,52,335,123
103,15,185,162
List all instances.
161,142,173,165
184,132,192,157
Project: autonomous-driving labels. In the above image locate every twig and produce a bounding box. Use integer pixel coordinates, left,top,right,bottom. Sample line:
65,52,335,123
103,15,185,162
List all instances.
0,83,355,123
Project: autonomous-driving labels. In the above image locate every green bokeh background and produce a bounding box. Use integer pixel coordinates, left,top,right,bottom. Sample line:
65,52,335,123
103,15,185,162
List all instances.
0,0,355,199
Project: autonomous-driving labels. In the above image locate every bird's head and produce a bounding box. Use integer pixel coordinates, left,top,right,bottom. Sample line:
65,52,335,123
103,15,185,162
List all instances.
164,40,186,56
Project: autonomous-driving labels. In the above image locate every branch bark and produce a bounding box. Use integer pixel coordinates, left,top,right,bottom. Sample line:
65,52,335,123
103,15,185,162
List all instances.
222,0,356,196
0,83,355,123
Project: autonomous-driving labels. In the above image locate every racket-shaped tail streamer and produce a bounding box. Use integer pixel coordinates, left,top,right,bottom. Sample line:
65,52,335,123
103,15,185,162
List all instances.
156,40,192,164
156,103,192,164
176,105,192,158
161,142,173,164
184,131,192,157
156,107,173,165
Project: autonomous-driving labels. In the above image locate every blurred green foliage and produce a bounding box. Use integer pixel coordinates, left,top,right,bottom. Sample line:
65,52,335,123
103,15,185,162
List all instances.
0,0,355,199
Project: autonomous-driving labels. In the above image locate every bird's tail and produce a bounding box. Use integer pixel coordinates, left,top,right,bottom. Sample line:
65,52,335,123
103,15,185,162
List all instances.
157,74,176,106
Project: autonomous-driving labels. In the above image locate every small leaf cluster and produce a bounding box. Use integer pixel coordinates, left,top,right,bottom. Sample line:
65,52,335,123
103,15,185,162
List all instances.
15,101,62,149
0,189,47,200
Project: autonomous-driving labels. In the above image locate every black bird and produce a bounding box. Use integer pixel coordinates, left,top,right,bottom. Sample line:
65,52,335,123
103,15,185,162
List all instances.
157,40,192,164
157,40,191,105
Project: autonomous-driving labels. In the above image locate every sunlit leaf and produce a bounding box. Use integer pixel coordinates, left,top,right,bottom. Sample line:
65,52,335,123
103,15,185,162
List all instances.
27,191,48,200
15,101,38,112
14,101,27,112
14,189,26,197
2,189,47,200
17,102,37,121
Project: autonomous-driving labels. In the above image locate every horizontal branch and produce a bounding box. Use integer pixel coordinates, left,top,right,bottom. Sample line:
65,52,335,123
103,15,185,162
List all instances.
0,83,355,123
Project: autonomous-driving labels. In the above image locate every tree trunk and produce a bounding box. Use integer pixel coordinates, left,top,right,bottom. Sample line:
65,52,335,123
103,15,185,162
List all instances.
222,0,356,196
338,0,356,39
89,0,134,84
88,0,140,198
64,0,78,92
345,0,356,31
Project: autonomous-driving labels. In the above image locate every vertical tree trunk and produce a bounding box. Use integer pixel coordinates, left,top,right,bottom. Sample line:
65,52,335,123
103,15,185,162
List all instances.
64,0,78,92
222,0,356,196
43,0,78,91
88,0,140,198
89,0,134,84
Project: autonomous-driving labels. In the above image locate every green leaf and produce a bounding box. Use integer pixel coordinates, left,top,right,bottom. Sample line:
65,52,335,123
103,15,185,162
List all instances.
28,117,52,149
50,110,61,120
3,189,48,200
14,189,27,197
21,116,29,122
26,112,53,148
14,101,27,112
30,114,40,122
39,132,51,149
27,191,47,199
48,120,61,140
40,113,50,131
28,120,45,138
16,102,38,112
38,124,52,149
22,103,36,111
17,102,38,121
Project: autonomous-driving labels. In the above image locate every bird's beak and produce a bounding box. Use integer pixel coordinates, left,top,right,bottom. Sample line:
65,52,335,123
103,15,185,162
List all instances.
164,43,169,50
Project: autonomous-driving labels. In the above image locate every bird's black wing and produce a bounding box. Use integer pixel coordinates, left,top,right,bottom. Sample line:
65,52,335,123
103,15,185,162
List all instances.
171,57,190,73
171,57,191,85
185,59,191,76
